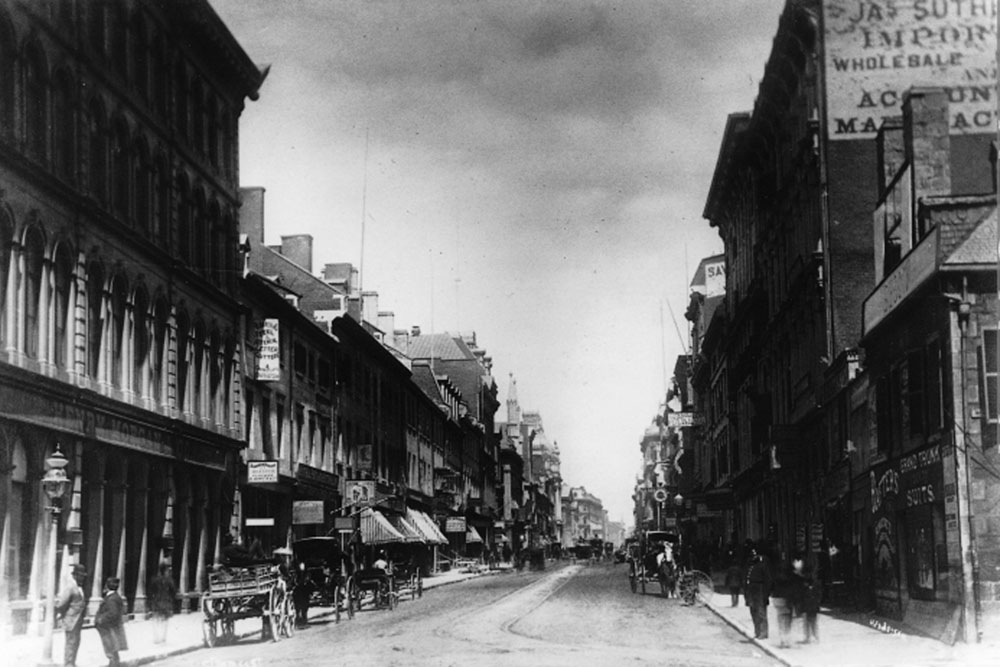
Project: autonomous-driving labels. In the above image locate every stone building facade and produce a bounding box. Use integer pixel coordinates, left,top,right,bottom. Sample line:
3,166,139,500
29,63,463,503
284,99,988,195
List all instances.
0,0,262,634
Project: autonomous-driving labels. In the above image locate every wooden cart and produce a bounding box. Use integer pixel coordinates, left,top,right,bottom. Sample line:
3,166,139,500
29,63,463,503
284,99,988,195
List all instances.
200,564,295,647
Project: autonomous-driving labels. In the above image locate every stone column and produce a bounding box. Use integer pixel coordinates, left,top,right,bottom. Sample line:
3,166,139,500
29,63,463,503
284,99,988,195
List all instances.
3,241,19,355
37,255,51,371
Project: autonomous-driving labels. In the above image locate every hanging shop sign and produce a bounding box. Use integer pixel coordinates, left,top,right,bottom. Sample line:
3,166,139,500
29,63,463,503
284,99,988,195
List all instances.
445,517,467,533
357,444,373,471
255,318,281,381
822,0,995,141
346,479,375,507
246,517,274,527
292,500,325,525
666,412,704,428
247,460,279,484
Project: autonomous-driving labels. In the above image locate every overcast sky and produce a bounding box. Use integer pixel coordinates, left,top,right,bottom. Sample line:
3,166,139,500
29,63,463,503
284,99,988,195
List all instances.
210,0,787,526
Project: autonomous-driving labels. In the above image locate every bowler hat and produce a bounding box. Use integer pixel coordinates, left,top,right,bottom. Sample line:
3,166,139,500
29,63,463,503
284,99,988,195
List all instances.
72,564,87,577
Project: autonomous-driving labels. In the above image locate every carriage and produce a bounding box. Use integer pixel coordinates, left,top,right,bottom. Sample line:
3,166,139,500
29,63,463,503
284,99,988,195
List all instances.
625,530,714,604
200,563,294,647
346,567,396,612
292,537,354,623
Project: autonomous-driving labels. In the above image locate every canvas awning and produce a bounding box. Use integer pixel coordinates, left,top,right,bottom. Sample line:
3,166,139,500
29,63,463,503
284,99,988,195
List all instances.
465,526,484,544
359,508,405,545
406,508,448,545
385,513,424,543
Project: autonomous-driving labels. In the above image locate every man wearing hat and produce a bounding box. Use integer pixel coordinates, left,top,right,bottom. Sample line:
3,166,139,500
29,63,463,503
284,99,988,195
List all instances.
55,563,88,667
94,576,128,667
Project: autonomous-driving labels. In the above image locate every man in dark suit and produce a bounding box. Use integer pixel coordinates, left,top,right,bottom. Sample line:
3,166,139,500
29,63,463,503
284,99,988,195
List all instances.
95,577,128,667
744,542,773,640
55,563,88,667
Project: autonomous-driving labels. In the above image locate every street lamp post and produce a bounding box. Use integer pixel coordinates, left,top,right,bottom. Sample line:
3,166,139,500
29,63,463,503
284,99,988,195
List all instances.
39,445,70,667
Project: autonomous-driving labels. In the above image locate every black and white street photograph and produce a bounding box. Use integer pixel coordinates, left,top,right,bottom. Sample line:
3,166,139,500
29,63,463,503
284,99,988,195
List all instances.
1,1,999,666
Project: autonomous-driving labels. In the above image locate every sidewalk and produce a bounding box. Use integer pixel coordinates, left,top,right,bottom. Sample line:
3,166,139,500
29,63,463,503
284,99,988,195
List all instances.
703,581,999,667
1,568,494,667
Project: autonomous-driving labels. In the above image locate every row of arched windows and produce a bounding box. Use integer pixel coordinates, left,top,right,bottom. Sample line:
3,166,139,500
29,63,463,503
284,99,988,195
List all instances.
0,7,240,291
0,209,239,430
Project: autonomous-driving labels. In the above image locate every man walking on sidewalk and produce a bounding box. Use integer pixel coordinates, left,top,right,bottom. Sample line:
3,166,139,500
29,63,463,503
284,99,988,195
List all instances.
55,563,88,667
744,543,772,640
95,577,128,667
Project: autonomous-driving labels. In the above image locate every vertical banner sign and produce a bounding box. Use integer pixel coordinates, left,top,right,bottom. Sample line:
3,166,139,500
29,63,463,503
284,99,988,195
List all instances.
256,318,280,381
823,0,997,141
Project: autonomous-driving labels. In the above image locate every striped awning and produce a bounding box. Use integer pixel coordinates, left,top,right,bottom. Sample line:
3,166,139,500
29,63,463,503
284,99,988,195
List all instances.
406,509,448,545
359,508,405,545
385,513,424,543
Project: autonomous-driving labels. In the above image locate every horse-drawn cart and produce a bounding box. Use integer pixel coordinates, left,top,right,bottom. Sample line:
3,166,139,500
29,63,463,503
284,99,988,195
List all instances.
201,563,294,647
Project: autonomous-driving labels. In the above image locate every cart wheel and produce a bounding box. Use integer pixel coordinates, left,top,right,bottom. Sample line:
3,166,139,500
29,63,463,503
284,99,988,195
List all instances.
281,592,295,638
333,583,342,623
345,577,357,617
268,585,283,642
690,570,715,606
203,618,218,648
220,615,235,644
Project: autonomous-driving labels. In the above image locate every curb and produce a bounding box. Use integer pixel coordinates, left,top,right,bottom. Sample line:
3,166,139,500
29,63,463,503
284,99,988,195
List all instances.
119,570,495,666
703,601,792,667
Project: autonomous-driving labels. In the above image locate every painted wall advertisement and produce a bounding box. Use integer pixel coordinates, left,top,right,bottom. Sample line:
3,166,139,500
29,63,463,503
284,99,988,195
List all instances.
346,479,375,507
823,0,996,140
255,318,280,381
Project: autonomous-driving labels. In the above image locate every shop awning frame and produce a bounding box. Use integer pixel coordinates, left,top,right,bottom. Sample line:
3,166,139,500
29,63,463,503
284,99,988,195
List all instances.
359,508,406,545
385,513,424,543
406,508,448,545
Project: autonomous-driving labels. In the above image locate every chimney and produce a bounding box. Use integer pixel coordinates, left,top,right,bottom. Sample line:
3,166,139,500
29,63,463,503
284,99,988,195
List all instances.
347,295,362,322
876,117,905,199
377,310,395,338
411,325,421,337
280,234,313,272
361,291,378,325
904,87,951,201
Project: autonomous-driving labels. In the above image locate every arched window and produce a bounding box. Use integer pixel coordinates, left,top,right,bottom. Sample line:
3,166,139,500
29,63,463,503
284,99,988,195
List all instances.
175,310,189,411
135,139,152,234
86,261,104,379
0,208,12,345
52,70,74,181
132,13,147,100
193,188,206,274
176,175,190,262
155,153,170,245
209,330,221,423
208,202,221,285
88,1,105,56
22,225,44,359
207,97,219,167
175,61,187,137
150,37,166,117
133,287,148,396
52,242,74,369
0,14,15,139
191,80,204,156
111,120,130,220
109,275,127,388
88,99,107,202
111,4,127,81
193,321,205,416
151,298,168,404
24,44,48,163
